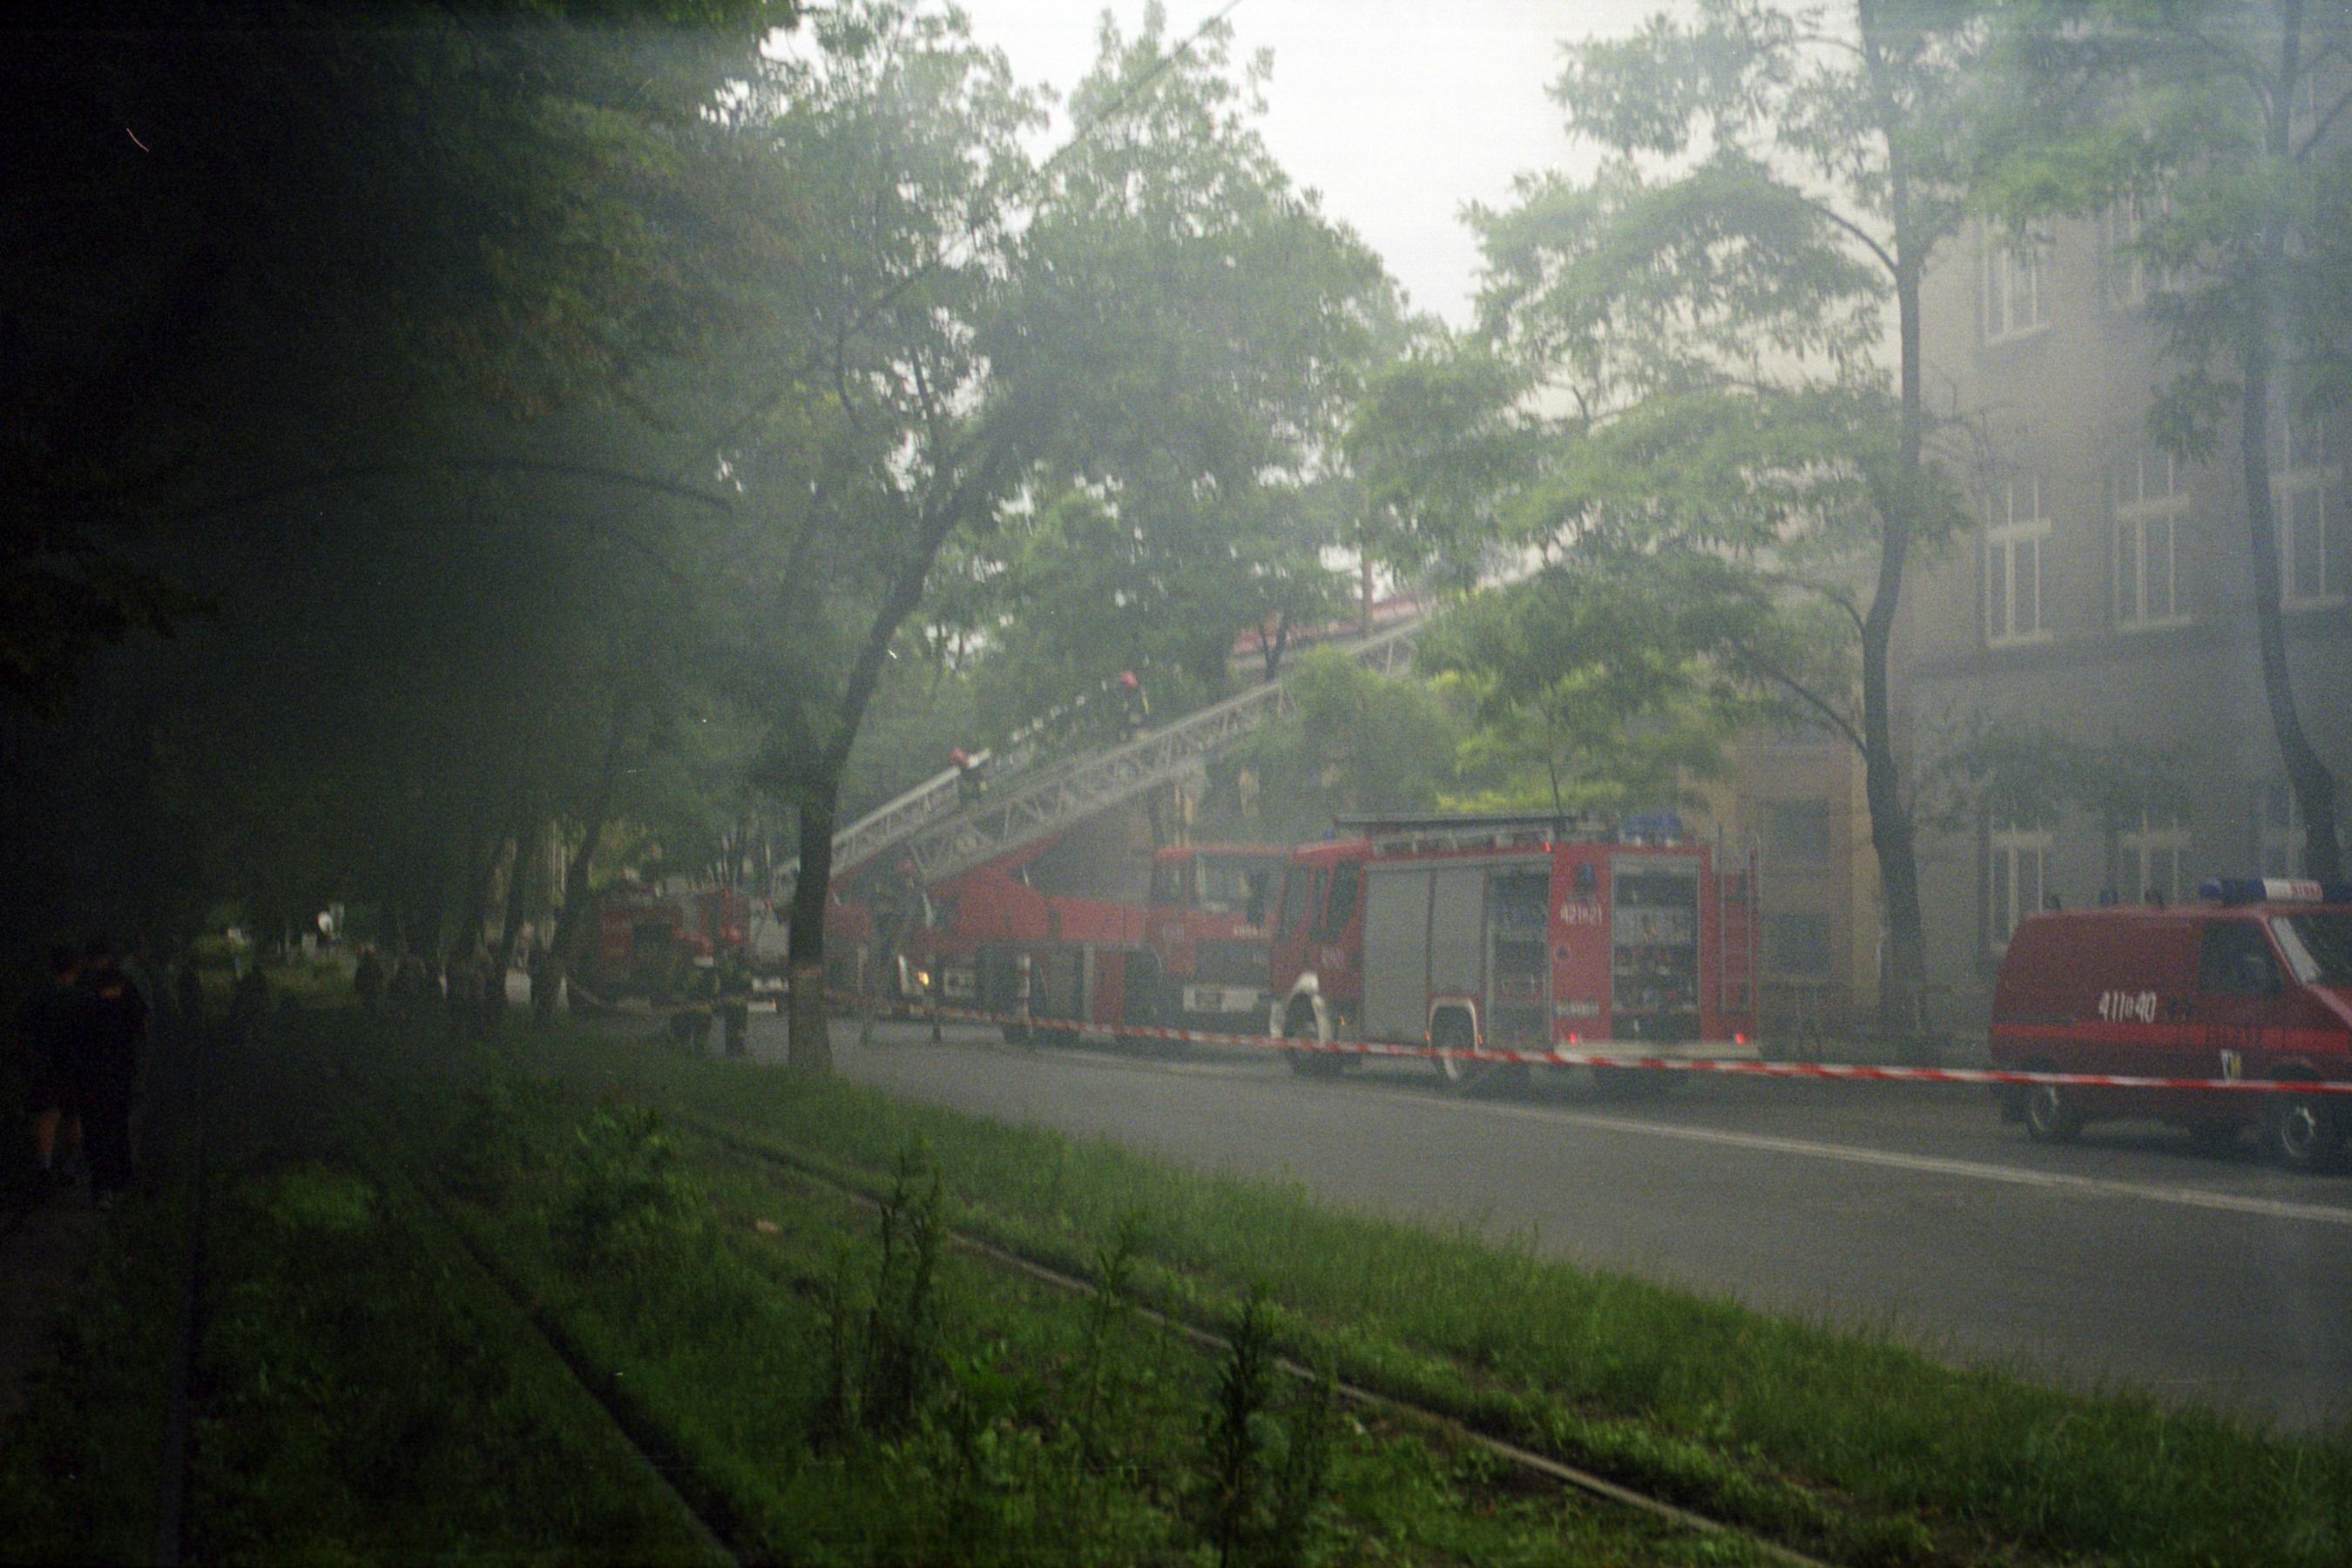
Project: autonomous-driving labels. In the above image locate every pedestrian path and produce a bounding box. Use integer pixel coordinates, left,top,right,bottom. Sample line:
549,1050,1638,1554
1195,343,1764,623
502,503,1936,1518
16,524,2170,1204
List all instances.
0,1192,103,1427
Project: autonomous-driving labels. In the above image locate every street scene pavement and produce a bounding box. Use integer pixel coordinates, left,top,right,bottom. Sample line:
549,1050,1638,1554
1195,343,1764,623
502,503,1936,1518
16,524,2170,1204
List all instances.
735,1012,2352,1432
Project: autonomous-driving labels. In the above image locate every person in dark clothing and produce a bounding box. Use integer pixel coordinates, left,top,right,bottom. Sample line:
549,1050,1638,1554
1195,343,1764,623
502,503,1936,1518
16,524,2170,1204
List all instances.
1117,669,1150,739
17,945,84,1193
719,950,752,1058
175,961,206,1050
71,938,146,1207
230,962,270,1048
353,944,385,1017
389,951,428,1019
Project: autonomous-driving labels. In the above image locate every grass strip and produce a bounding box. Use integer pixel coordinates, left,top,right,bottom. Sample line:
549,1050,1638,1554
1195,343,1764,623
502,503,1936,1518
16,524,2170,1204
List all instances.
521,1017,2352,1568
336,1013,1775,1565
177,1038,725,1563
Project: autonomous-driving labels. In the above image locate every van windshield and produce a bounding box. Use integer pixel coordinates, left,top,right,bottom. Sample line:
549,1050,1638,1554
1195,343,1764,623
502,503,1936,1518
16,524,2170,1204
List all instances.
2270,913,2352,986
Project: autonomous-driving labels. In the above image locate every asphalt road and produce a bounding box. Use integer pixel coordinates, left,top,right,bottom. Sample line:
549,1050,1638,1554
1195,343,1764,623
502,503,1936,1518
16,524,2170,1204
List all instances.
728,1012,2352,1433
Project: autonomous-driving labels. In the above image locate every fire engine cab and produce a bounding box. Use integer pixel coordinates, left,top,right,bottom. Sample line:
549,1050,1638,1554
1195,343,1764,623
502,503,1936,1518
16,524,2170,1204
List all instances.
1268,813,1760,1089
1143,843,1288,1031
1989,877,2352,1172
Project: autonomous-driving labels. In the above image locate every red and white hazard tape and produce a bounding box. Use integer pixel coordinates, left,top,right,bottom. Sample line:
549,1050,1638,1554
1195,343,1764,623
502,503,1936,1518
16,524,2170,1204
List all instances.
834,991,2352,1097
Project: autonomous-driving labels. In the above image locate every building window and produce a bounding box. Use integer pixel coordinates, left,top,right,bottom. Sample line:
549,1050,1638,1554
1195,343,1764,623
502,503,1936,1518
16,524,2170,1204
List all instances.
1763,913,1835,980
1761,800,1834,869
2261,781,2312,879
1987,818,2052,950
1985,476,2050,645
2119,809,2188,904
2111,447,2190,626
2101,193,2164,309
2269,402,2347,605
1982,232,2049,342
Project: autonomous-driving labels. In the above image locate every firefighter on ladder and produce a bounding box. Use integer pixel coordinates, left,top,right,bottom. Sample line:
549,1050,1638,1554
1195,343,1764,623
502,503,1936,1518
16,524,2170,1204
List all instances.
1117,670,1149,739
950,747,985,808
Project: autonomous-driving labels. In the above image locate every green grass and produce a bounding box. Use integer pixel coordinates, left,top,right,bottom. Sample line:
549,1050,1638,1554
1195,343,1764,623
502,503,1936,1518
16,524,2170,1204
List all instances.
514,1018,2352,1568
0,1036,728,1565
342,1017,1764,1565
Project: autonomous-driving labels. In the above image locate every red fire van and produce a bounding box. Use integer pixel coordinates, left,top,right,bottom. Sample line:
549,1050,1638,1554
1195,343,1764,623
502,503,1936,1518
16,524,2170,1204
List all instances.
1988,878,2352,1172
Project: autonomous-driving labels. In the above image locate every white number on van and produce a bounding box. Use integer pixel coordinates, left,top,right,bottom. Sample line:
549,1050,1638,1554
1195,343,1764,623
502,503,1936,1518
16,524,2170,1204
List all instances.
2096,989,2159,1024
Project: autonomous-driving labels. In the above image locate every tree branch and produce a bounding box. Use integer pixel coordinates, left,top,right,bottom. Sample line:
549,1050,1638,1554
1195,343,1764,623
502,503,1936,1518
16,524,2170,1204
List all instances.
1723,635,1865,753
2297,80,2352,161
1798,190,1899,278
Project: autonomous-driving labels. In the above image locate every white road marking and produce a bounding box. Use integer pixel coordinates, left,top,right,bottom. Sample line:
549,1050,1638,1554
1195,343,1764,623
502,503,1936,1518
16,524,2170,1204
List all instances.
1463,1101,2352,1229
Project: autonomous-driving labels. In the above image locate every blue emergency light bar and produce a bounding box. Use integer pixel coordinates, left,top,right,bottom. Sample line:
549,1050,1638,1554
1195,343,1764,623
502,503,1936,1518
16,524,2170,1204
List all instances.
2198,877,2352,905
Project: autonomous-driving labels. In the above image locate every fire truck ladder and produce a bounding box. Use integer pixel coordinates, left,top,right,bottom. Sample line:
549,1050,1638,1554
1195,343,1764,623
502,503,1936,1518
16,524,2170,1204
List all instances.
778,619,1425,902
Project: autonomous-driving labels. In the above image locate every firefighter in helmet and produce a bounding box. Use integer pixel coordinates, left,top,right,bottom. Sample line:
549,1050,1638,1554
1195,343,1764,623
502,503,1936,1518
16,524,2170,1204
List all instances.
1117,670,1149,739
949,747,985,808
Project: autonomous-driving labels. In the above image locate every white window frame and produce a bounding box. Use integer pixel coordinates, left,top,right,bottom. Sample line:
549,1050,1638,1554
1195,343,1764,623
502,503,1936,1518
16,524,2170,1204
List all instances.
2111,448,2190,628
1985,476,2051,646
1988,819,2052,951
2101,193,2160,309
2268,400,2346,606
2261,781,2310,880
2119,809,2188,905
1982,231,2050,343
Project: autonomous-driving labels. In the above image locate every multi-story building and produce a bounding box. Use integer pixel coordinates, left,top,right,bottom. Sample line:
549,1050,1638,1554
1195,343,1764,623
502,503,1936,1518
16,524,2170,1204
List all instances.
1902,206,2351,1023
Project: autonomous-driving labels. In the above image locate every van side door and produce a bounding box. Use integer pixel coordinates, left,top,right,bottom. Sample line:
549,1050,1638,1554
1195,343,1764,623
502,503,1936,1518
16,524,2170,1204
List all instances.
2193,919,2285,1118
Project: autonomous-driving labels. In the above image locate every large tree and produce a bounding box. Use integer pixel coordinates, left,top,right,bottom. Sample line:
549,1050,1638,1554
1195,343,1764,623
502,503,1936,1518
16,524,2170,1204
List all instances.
940,4,1401,736
709,0,1047,1072
1355,0,1983,1034
1980,0,2350,880
0,2,808,957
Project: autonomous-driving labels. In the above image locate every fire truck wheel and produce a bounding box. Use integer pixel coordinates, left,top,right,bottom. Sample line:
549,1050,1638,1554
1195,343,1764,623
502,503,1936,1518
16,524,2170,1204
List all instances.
1430,1014,1524,1095
1282,1000,1344,1078
2266,1091,2347,1174
2021,1068,2082,1145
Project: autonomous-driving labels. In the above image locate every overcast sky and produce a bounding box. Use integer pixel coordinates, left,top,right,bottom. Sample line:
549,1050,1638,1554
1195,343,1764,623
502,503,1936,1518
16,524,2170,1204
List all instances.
961,1,1664,325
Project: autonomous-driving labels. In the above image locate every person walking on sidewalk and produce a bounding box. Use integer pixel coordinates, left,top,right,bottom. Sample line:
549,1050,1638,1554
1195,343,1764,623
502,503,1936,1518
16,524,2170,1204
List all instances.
70,937,147,1209
175,958,206,1051
16,944,84,1197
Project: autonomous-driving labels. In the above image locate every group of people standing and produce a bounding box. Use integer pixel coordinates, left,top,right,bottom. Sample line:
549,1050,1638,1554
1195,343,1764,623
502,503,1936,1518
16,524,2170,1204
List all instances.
352,943,509,1038
13,937,169,1208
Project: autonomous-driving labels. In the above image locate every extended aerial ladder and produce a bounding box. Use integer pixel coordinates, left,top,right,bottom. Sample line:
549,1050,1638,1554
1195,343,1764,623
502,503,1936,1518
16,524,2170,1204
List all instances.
776,618,1424,904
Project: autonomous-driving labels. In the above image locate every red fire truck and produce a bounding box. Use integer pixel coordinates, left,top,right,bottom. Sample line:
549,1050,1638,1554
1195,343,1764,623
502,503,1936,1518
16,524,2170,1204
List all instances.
1267,813,1759,1089
1140,843,1289,1031
877,840,1288,1044
585,881,752,1001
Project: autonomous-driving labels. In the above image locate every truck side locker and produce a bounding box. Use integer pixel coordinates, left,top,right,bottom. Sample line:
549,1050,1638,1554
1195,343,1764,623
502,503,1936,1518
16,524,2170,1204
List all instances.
1362,866,1431,1045
1486,866,1550,1049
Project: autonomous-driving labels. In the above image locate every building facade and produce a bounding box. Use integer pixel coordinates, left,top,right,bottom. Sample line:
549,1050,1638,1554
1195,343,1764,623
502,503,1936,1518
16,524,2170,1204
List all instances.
1902,206,2351,1022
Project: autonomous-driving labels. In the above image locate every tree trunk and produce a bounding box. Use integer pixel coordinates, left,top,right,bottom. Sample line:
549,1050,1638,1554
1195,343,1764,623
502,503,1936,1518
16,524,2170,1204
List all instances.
494,807,541,979
543,698,635,1014
1858,4,1933,1043
2234,14,2344,882
2236,341,2343,881
784,774,838,1075
774,405,1034,1073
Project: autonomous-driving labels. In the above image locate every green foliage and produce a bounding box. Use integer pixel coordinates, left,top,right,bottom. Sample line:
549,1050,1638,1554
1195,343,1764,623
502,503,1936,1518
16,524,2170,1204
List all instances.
559,1103,702,1267
818,1142,950,1445
1349,0,1992,1006
1198,1288,1335,1568
1917,708,2194,835
1420,565,1754,816
936,2,1402,728
1976,0,2351,879
1224,646,1465,841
